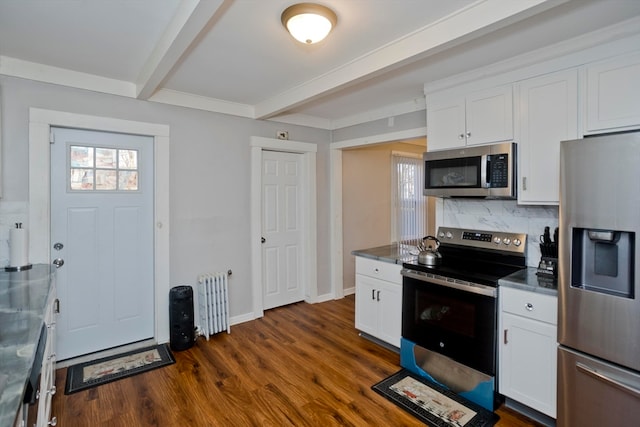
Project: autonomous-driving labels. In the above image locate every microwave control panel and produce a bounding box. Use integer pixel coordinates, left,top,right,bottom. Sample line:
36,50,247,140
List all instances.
488,154,508,188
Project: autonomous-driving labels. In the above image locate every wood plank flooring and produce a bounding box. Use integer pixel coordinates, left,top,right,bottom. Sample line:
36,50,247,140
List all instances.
52,295,543,426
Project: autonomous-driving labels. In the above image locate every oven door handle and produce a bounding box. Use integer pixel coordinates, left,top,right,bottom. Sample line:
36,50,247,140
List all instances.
401,269,496,298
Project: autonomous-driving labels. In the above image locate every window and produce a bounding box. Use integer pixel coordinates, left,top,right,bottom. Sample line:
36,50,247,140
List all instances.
391,152,426,248
69,145,139,191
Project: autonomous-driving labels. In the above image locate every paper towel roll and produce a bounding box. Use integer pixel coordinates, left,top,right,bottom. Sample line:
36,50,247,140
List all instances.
10,226,29,268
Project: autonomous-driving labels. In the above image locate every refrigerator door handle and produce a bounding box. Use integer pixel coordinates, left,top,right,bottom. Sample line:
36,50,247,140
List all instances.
576,362,640,400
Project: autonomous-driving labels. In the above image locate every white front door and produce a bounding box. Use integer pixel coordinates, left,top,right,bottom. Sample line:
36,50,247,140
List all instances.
261,150,304,310
51,127,154,360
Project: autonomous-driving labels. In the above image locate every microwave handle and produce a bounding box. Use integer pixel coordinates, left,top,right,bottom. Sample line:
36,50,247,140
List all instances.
481,154,489,188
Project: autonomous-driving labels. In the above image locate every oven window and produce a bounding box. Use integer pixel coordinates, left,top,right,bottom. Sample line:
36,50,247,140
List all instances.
426,157,480,188
416,294,475,338
402,277,497,376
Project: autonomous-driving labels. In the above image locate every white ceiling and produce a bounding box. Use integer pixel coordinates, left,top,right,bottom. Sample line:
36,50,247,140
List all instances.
1,0,640,130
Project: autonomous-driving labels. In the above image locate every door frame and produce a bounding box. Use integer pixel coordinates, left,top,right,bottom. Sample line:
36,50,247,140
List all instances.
250,136,317,319
28,108,171,344
328,127,427,298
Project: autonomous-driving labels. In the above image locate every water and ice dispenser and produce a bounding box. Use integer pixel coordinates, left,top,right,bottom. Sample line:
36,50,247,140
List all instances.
571,228,635,298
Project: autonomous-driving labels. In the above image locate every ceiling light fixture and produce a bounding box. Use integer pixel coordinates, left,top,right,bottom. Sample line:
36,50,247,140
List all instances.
281,3,337,45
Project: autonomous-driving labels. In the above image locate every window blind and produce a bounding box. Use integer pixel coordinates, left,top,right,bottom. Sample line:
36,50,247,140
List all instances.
391,151,426,249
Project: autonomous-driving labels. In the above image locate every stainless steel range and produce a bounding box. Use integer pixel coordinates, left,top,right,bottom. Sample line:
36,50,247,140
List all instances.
401,226,527,411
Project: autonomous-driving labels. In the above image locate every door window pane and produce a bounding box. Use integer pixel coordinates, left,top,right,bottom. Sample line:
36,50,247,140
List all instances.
118,171,138,191
70,146,93,167
70,168,94,190
96,148,117,168
119,150,138,170
95,170,117,190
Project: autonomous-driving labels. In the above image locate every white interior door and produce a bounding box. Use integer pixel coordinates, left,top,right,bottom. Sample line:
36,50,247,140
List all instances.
51,127,154,360
262,150,304,310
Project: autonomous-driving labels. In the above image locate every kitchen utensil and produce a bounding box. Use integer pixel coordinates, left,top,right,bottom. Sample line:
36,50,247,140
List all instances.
418,236,442,267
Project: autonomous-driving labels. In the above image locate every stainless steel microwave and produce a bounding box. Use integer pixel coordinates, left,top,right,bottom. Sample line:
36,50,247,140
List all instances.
424,142,516,198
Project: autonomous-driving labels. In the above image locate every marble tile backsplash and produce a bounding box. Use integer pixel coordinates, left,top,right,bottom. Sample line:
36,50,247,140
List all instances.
435,198,558,268
0,202,29,267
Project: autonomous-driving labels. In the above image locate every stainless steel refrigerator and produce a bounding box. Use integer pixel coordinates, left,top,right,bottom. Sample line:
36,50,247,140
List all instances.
558,131,640,426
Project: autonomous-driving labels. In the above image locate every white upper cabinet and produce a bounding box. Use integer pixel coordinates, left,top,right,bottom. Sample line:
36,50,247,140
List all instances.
584,51,640,134
427,84,513,151
517,69,578,205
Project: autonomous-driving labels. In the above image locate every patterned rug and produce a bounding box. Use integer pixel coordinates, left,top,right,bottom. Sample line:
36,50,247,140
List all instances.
372,369,499,427
64,343,175,394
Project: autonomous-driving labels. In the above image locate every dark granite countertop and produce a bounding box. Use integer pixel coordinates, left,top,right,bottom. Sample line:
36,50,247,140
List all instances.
0,264,56,427
351,244,417,264
499,267,558,297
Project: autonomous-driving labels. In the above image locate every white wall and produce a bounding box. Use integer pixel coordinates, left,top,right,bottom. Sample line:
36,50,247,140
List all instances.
0,75,331,320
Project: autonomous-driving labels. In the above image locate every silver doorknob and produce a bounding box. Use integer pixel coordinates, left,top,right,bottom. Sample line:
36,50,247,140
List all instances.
53,258,64,268
53,242,63,251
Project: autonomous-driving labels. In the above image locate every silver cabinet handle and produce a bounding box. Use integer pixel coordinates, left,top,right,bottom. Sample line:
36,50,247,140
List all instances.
576,362,640,400
466,132,471,138
376,290,380,301
504,329,508,344
48,385,57,396
48,416,58,426
525,302,534,311
371,289,375,300
458,134,465,139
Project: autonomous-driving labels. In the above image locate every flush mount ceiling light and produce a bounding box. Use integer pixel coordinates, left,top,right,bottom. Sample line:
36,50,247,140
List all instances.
281,3,337,44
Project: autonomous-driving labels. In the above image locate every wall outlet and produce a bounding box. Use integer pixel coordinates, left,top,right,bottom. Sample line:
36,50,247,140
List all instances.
276,130,289,140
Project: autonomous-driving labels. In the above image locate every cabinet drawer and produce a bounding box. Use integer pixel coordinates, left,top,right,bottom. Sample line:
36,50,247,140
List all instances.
355,257,402,284
500,286,557,324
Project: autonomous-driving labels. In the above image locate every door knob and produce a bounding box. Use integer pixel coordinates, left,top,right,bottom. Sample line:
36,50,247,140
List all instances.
53,258,64,268
53,242,64,251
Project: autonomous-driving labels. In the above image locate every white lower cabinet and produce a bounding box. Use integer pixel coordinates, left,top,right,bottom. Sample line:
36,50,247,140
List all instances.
498,286,557,419
354,257,402,347
37,282,58,427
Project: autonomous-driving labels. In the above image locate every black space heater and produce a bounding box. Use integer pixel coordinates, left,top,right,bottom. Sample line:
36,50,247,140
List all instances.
169,285,195,351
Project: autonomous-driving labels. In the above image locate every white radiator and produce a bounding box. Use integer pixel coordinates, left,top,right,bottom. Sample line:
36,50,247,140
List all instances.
197,272,230,339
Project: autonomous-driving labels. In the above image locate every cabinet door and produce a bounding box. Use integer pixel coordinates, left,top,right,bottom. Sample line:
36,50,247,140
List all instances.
376,281,402,347
355,274,379,338
465,85,513,146
517,69,578,204
427,96,466,151
37,281,57,427
585,51,640,133
499,312,557,418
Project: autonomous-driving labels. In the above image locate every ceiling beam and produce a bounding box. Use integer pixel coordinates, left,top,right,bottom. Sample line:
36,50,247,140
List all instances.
135,0,228,100
254,0,568,119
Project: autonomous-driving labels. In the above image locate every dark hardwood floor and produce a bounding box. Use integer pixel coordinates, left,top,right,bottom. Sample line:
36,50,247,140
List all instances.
52,295,543,426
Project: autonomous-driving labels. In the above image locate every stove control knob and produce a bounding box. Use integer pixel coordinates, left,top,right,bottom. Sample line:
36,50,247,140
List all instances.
503,238,511,245
493,237,501,244
446,232,453,239
439,231,445,238
513,238,522,247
